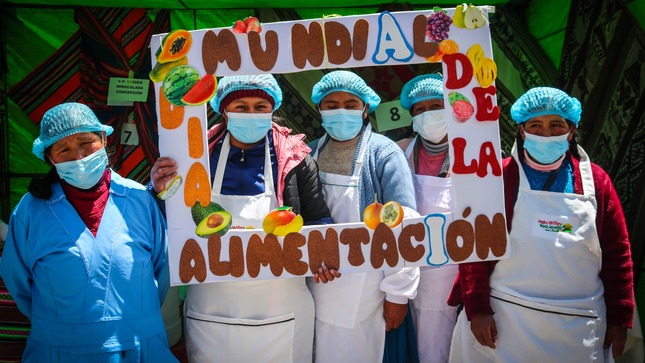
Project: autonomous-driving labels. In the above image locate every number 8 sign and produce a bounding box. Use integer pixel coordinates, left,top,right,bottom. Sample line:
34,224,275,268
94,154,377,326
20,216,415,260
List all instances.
373,100,412,132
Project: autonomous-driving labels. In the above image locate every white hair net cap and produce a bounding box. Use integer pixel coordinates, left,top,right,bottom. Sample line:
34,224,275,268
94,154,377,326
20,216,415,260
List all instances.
510,87,582,125
32,103,113,160
400,74,444,110
209,74,282,114
311,70,381,112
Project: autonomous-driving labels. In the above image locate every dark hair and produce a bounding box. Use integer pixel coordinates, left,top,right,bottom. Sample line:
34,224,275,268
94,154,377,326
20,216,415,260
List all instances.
515,121,580,158
28,166,60,200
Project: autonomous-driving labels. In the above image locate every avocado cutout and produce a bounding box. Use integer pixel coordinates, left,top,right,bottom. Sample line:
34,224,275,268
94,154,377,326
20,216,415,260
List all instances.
191,202,232,237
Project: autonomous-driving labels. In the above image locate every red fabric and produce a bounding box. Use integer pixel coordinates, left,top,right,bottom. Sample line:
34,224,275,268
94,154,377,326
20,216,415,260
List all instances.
417,148,447,176
61,169,111,237
218,89,275,113
447,153,635,328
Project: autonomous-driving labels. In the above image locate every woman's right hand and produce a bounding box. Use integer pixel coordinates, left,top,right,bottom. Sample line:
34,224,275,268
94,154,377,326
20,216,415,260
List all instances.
470,313,497,349
151,157,178,193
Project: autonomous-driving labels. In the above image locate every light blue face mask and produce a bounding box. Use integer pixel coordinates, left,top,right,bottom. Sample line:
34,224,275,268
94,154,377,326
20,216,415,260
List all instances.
54,147,109,189
226,112,273,144
320,108,364,141
523,131,570,164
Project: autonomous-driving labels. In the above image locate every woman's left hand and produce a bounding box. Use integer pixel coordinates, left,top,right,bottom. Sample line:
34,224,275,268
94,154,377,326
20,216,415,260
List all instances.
383,300,407,332
604,324,628,358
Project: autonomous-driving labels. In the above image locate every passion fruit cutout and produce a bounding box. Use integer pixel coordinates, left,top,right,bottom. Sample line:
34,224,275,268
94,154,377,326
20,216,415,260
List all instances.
363,194,405,230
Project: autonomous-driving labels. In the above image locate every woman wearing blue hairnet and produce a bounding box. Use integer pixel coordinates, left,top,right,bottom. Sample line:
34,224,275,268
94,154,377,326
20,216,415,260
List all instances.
307,70,420,363
0,103,176,362
150,74,333,363
396,74,458,363
448,87,634,362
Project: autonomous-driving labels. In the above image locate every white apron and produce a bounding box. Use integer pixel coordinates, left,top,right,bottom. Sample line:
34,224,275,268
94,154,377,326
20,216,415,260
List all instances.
405,137,459,363
184,134,314,363
309,125,387,363
450,145,612,363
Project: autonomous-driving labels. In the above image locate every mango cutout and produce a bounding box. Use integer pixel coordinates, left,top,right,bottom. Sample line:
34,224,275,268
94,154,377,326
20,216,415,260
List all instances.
273,215,304,236
263,206,303,236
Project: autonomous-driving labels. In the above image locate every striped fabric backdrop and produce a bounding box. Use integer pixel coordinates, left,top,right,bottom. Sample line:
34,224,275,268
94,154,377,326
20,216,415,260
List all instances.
9,8,171,184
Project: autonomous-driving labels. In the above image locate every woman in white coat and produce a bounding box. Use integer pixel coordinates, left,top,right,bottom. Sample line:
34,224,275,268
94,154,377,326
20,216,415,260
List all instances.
307,70,420,363
396,74,459,363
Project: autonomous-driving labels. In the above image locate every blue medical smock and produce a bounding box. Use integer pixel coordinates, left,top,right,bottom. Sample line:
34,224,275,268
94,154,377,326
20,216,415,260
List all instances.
0,171,176,362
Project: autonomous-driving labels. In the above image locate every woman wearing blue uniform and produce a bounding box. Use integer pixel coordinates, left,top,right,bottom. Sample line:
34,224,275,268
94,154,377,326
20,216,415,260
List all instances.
0,103,176,362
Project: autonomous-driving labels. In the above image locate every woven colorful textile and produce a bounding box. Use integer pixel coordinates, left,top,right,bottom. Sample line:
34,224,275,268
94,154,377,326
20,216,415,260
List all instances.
9,8,171,184
0,280,29,363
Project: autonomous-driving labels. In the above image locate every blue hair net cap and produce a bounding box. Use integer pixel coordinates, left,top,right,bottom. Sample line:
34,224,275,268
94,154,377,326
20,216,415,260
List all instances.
32,102,113,160
400,74,444,110
510,87,582,125
311,70,381,112
209,74,283,114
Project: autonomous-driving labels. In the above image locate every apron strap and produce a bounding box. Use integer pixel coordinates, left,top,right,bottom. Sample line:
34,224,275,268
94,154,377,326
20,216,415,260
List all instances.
352,124,372,177
404,135,417,173
212,133,230,195
576,146,595,198
511,143,531,191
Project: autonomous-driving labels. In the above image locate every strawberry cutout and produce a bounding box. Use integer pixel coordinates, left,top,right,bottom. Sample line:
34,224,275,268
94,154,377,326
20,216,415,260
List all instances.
231,16,262,34
244,16,262,33
232,20,247,34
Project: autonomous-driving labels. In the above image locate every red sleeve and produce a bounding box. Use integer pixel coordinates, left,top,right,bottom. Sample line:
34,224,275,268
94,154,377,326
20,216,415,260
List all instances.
590,162,635,328
447,261,497,320
446,157,516,320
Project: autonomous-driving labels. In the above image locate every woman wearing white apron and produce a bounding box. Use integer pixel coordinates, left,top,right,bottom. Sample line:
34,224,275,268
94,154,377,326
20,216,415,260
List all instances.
150,74,332,363
448,87,635,362
308,71,420,363
397,74,459,363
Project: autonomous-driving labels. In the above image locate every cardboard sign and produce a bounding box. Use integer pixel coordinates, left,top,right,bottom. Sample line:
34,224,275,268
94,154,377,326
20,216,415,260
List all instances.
150,7,509,286
373,100,412,132
108,77,149,104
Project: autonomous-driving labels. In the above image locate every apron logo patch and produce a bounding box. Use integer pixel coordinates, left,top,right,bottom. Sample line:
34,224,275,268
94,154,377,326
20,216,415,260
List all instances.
537,219,573,233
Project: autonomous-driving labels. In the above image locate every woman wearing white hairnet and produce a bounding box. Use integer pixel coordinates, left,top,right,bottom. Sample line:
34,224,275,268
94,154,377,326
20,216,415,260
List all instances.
396,74,458,363
307,70,420,363
150,74,333,363
0,103,176,362
448,87,634,362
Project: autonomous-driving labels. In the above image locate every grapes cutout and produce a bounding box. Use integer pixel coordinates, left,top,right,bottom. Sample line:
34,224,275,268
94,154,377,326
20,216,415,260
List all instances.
426,7,452,43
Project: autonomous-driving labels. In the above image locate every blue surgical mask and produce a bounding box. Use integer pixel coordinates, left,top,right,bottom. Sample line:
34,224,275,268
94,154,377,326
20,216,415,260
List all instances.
412,109,448,143
54,147,109,189
523,131,570,164
226,112,273,144
320,108,364,141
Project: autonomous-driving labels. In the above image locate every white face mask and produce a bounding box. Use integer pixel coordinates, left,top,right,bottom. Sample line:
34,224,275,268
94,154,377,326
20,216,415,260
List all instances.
412,109,448,143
